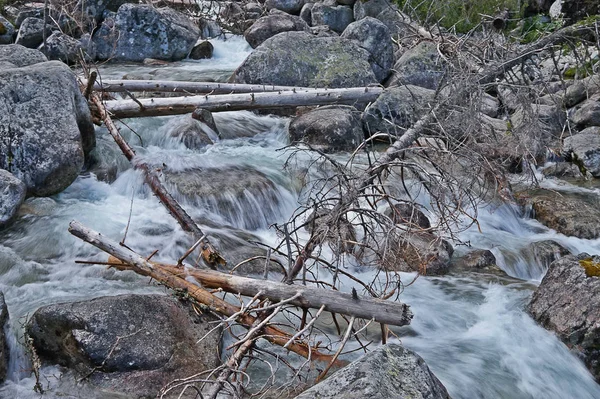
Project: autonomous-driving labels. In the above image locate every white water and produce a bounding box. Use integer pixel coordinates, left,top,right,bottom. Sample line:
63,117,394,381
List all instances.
1,37,600,398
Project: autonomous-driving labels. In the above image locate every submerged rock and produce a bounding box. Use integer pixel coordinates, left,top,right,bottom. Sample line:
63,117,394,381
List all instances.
0,170,27,227
295,343,451,398
529,254,600,383
27,294,221,397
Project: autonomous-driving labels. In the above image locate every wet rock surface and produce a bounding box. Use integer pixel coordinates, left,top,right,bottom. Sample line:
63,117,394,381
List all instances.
0,170,27,227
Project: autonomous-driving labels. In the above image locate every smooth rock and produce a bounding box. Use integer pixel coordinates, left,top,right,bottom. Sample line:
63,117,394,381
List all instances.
15,17,52,48
244,14,309,48
199,19,223,39
341,17,393,82
75,0,130,23
572,99,600,128
311,3,353,33
0,16,15,44
288,105,363,152
232,31,377,88
189,40,213,59
563,126,600,177
0,44,47,67
529,254,600,382
295,343,451,399
0,61,95,196
387,41,446,90
27,294,221,397
0,170,26,227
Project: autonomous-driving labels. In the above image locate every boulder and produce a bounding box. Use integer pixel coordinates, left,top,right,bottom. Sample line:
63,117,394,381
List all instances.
199,19,223,39
385,202,430,229
189,40,213,59
243,2,263,19
528,240,571,268
362,85,435,136
353,0,411,37
450,249,503,275
311,3,354,34
39,31,88,64
529,254,600,382
75,0,131,23
299,2,314,25
563,126,600,177
380,231,452,275
541,161,585,179
93,4,199,62
0,61,95,196
0,170,27,227
564,75,600,108
288,105,363,152
26,294,221,397
265,0,306,14
0,44,48,67
165,114,217,149
295,343,451,399
244,14,309,48
0,292,7,382
341,17,393,82
387,41,446,90
232,31,377,88
511,103,567,159
572,99,600,128
0,16,15,44
15,17,53,49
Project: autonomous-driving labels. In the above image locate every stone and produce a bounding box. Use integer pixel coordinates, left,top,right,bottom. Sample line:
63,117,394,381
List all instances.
0,44,47,67
341,17,393,82
0,292,8,382
288,105,363,152
244,14,309,48
379,231,453,275
0,61,95,196
529,240,571,268
481,93,500,118
451,249,500,273
189,40,214,59
311,3,353,34
309,24,338,37
75,0,131,23
299,2,314,25
572,99,600,128
387,41,446,90
92,4,199,62
563,127,600,177
0,170,26,227
541,162,585,179
385,202,431,229
26,294,221,397
15,17,53,49
244,2,263,19
0,16,15,44
353,0,411,37
511,104,567,159
362,85,435,136
564,75,600,108
165,114,216,149
305,209,357,253
295,343,451,399
199,19,223,39
265,0,306,14
39,31,88,64
529,254,600,382
232,31,377,88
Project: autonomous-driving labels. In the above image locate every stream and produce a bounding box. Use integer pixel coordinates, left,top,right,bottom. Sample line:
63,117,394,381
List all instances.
1,36,600,398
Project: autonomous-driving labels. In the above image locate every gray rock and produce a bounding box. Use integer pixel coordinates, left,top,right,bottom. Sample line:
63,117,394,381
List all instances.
243,2,263,19
244,14,309,48
353,0,411,37
0,170,26,226
309,24,338,37
15,17,53,48
541,162,585,179
387,41,446,90
0,61,95,196
189,40,213,59
511,104,567,159
385,202,430,229
26,294,221,397
572,99,600,128
481,93,500,118
295,343,451,399
39,31,88,64
529,255,600,383
199,19,223,39
0,16,15,44
379,231,453,275
232,31,377,88
306,209,356,253
451,249,500,273
265,0,306,14
362,85,435,136
165,114,216,149
564,75,600,108
299,2,314,25
92,5,199,62
311,3,353,33
529,240,571,269
0,44,47,67
563,126,600,177
341,17,393,82
289,105,363,152
0,292,8,383
75,0,130,23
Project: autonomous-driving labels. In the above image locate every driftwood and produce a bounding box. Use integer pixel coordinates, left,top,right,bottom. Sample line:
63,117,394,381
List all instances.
84,79,318,95
90,92,226,268
103,86,384,118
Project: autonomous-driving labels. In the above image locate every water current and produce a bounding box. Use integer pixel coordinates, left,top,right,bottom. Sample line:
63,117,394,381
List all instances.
0,36,599,398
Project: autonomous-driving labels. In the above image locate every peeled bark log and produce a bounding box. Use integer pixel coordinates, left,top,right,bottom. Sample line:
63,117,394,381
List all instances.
103,86,383,118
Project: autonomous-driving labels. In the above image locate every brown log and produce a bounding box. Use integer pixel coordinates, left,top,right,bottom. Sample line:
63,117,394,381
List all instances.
103,86,384,118
90,92,226,268
68,220,335,363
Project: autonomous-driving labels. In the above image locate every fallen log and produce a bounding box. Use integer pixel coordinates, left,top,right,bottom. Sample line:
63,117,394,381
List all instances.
68,220,336,363
103,86,384,118
84,79,318,95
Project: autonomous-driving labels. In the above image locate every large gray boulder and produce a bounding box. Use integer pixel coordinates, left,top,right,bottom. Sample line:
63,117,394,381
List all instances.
387,41,446,89
295,343,451,398
265,0,306,14
244,14,309,48
75,0,131,24
529,254,600,383
353,0,411,37
15,17,52,48
27,294,221,397
572,98,600,128
232,31,377,88
0,44,48,67
92,4,199,62
362,85,435,136
311,3,354,34
0,170,26,227
0,16,15,44
563,126,600,177
0,61,95,196
289,105,364,152
341,17,393,82
39,31,89,64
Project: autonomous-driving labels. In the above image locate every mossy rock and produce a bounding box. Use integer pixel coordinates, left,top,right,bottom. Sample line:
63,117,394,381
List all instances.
580,258,600,277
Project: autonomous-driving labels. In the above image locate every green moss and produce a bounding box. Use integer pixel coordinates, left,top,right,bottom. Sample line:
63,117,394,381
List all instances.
519,16,563,44
574,15,600,27
579,258,600,277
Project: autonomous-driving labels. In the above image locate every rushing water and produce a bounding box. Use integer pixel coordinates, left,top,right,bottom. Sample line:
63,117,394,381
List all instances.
1,36,600,398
